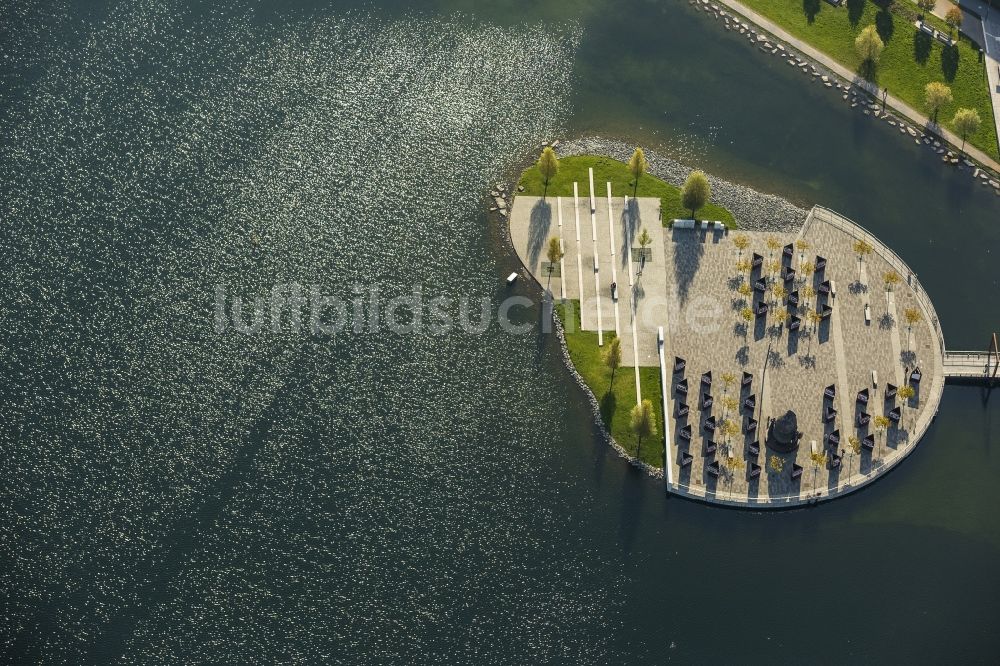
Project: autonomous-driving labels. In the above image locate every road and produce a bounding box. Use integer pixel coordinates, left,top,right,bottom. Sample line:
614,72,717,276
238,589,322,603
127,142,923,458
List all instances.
929,0,1000,158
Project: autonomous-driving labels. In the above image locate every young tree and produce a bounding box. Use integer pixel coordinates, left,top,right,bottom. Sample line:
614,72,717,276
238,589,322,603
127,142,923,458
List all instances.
537,146,559,198
737,282,753,301
628,147,649,196
800,284,816,308
630,399,656,457
721,371,737,395
903,307,922,349
853,239,873,276
898,385,916,427
740,306,754,341
768,455,784,475
681,170,711,220
898,384,916,403
807,309,823,335
883,270,900,292
924,82,953,123
736,259,752,275
916,0,936,12
767,259,782,283
724,455,745,498
799,260,815,286
945,5,962,34
771,284,787,306
809,450,828,491
848,434,862,478
719,417,739,446
772,309,789,330
733,234,750,259
952,107,981,154
721,396,739,421
801,285,817,310
719,419,741,488
766,236,781,258
795,238,811,258
874,414,891,459
545,236,564,287
603,337,622,392
855,25,884,75
637,227,652,271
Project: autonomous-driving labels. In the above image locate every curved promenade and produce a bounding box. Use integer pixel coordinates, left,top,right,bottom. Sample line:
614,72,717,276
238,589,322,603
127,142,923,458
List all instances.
509,173,945,509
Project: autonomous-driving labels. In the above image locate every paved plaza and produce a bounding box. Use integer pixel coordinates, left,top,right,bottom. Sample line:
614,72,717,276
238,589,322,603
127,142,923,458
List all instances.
510,179,945,506
510,186,667,402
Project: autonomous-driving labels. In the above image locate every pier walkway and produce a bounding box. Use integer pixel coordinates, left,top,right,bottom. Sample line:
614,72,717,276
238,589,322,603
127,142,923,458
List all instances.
943,334,1000,382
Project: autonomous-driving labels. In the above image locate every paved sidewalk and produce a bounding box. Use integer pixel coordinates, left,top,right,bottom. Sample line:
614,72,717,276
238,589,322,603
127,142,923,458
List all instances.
716,0,1000,172
941,0,1000,162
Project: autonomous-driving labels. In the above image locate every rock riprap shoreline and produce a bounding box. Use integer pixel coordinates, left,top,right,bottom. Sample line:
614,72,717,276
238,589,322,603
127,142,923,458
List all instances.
555,137,807,231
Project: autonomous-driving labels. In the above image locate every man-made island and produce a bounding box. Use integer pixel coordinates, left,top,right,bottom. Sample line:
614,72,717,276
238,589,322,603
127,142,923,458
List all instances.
505,151,993,508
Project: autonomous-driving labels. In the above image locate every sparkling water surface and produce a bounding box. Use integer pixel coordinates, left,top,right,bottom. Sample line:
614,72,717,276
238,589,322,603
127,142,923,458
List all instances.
2,0,999,662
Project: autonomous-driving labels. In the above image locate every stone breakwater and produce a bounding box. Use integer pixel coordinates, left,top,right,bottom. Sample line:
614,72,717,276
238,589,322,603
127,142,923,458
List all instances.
550,301,664,479
692,0,1000,187
557,136,808,232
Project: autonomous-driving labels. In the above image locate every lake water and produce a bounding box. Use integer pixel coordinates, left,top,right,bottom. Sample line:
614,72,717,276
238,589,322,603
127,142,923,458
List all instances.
2,0,998,662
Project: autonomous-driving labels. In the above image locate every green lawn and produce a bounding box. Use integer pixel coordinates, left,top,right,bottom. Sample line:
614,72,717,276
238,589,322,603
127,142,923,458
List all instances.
518,154,736,227
555,300,665,469
739,0,999,160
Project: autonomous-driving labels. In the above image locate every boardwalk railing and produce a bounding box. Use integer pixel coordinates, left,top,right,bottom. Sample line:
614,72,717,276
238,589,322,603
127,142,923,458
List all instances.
943,351,997,379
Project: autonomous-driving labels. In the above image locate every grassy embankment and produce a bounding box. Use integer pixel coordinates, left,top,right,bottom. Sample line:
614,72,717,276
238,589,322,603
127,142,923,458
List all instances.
554,300,666,470
518,154,736,227
739,0,999,160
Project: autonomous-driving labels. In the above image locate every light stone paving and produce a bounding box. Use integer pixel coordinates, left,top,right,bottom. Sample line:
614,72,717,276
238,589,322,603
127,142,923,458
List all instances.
510,193,666,370
510,193,945,507
660,211,943,504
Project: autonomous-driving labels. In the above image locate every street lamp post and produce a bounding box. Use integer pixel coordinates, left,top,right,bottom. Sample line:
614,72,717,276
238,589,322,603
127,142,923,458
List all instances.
881,87,888,115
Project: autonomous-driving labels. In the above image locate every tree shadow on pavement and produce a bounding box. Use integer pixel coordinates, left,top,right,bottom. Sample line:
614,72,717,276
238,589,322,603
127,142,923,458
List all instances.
527,199,551,269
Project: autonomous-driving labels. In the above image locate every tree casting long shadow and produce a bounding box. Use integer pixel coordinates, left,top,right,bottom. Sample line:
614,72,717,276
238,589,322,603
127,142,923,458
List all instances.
858,59,879,84
914,29,932,65
619,197,640,264
847,0,865,26
527,198,552,270
670,227,705,305
941,43,959,82
803,0,821,24
600,390,617,432
875,8,894,42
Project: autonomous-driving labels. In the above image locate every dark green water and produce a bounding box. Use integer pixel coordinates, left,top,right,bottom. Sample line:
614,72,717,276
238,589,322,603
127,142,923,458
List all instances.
1,0,998,662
